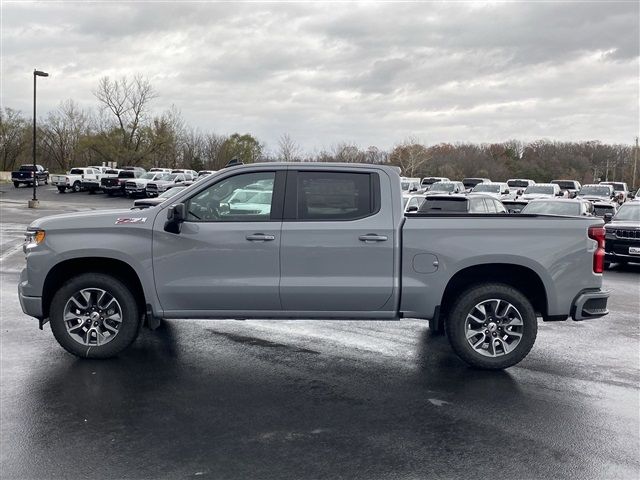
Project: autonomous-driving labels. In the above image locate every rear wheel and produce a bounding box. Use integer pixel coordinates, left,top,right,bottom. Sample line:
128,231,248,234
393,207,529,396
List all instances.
49,273,141,358
57,186,66,193
445,283,537,370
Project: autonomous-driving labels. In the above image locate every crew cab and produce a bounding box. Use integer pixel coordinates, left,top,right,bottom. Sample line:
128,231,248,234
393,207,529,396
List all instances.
101,169,144,195
11,164,49,188
51,167,102,193
599,181,629,205
124,171,170,197
19,163,609,370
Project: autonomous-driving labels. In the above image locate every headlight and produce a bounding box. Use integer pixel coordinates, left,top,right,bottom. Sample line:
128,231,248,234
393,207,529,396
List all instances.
24,229,46,251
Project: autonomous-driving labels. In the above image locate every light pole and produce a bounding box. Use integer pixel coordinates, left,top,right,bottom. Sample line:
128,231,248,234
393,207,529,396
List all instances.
29,69,49,208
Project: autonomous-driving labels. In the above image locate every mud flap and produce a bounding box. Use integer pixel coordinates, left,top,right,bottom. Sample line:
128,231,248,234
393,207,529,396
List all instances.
145,304,161,330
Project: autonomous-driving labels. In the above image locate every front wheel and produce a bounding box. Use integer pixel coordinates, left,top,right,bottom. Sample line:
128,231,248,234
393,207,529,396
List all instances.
57,186,66,193
445,283,537,370
13,182,20,188
72,181,81,192
49,273,141,358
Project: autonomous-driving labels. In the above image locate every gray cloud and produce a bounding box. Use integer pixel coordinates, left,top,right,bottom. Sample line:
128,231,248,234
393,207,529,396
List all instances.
1,1,638,151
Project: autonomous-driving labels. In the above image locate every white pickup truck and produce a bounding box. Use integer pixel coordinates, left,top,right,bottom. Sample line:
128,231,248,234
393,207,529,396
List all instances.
19,163,610,369
51,167,104,193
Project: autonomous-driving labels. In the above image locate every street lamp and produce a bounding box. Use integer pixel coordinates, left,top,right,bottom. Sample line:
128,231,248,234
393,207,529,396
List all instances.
29,69,49,209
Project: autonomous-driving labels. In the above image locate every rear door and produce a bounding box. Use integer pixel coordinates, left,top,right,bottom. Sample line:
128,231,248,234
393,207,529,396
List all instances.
279,169,395,312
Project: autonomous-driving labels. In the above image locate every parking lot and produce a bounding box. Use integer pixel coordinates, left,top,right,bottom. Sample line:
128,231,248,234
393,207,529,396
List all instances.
1,183,639,479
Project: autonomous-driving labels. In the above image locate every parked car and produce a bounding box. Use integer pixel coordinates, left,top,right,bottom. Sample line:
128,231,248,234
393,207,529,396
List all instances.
124,171,173,197
82,168,120,193
521,183,564,201
604,202,640,267
51,167,103,193
171,169,197,180
11,164,49,188
413,194,507,214
400,177,421,194
404,195,426,213
551,180,582,198
20,163,609,370
100,169,144,196
462,177,491,191
197,170,217,178
593,201,617,221
577,184,615,203
502,199,529,214
506,179,535,197
132,183,193,209
521,198,593,217
425,181,466,195
145,173,188,196
470,182,512,200
599,181,629,205
420,177,450,191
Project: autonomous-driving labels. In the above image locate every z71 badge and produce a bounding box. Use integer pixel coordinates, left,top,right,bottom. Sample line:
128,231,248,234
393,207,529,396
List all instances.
115,217,147,224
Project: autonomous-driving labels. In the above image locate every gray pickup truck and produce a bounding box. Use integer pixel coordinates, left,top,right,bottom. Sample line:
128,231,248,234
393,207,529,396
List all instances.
19,163,610,369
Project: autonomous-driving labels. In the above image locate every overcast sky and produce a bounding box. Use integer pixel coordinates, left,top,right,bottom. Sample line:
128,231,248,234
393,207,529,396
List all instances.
2,1,639,152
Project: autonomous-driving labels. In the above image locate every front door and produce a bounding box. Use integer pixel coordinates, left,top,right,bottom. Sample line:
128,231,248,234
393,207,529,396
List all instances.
152,170,284,314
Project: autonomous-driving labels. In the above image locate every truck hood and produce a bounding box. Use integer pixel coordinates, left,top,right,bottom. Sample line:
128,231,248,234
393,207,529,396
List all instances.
30,208,152,231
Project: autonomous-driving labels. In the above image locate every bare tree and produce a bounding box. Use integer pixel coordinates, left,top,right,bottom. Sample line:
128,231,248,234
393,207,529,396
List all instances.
93,75,157,164
39,100,90,171
0,108,29,171
389,138,430,177
277,133,302,161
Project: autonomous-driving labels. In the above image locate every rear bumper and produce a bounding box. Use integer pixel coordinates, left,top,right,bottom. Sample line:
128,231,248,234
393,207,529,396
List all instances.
606,252,640,263
571,289,610,321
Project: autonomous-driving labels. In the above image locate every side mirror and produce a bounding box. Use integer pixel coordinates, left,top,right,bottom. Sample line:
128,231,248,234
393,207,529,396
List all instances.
556,191,564,196
604,212,613,223
406,205,419,213
512,209,521,214
164,203,186,233
628,191,635,199
410,186,418,192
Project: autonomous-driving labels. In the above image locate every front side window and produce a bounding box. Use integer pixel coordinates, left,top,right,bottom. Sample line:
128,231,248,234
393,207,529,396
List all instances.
469,198,487,213
186,172,275,222
297,172,374,220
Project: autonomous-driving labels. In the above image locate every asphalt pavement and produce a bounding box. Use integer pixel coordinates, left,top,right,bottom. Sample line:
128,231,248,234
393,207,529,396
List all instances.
1,183,639,479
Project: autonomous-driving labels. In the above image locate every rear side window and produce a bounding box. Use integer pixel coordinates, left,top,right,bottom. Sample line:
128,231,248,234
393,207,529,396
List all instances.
295,172,376,221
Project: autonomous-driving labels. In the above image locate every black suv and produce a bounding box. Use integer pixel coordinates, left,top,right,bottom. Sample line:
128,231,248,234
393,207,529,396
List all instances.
604,202,640,267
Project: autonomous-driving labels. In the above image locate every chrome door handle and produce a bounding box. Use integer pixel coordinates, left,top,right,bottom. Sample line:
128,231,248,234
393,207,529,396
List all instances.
358,234,388,242
246,233,275,241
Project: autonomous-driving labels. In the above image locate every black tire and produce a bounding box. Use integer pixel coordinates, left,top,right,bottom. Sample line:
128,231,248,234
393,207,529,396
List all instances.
445,283,537,370
106,191,114,196
604,261,611,270
45,177,48,185
72,181,81,192
49,273,141,359
88,188,96,194
57,186,66,193
13,182,20,188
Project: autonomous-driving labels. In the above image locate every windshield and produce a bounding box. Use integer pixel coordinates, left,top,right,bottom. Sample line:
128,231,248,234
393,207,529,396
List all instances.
522,201,580,216
473,184,501,193
19,165,36,171
105,169,118,174
552,181,577,189
421,178,441,185
140,172,158,180
525,185,554,194
463,179,484,188
118,171,135,178
579,186,610,197
419,198,468,213
613,204,640,222
507,180,529,188
431,182,457,192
